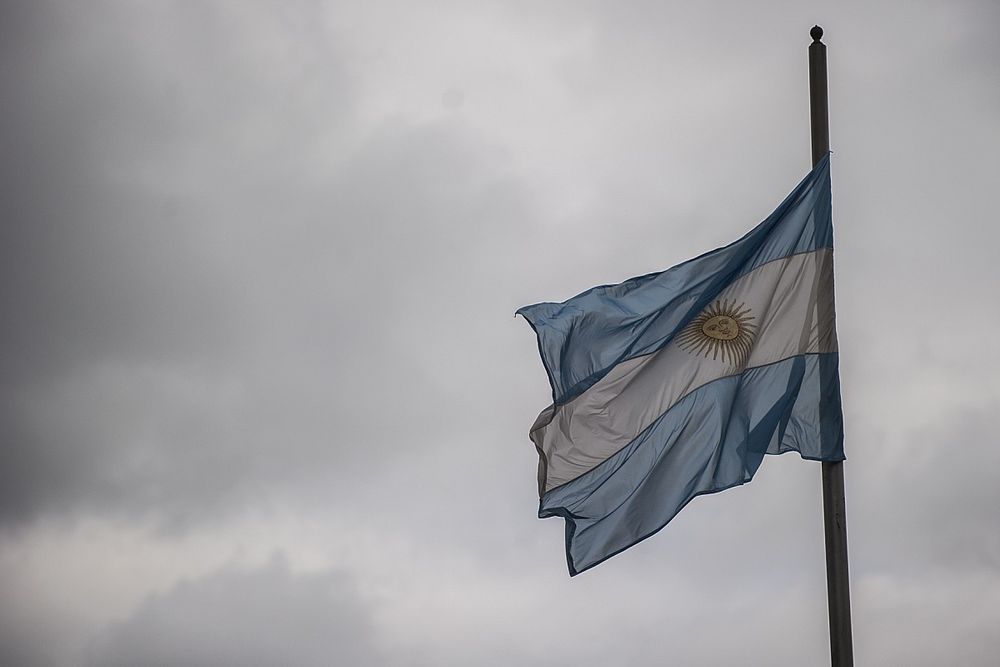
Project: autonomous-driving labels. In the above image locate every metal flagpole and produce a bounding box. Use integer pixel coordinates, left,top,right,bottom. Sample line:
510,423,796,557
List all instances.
809,25,854,667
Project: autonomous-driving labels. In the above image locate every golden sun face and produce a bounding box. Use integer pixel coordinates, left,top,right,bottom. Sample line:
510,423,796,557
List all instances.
676,299,757,367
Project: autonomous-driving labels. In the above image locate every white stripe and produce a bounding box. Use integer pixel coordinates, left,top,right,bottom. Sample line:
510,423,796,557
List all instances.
534,248,837,492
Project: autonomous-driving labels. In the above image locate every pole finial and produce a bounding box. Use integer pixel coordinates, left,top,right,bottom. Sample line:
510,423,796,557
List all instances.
810,25,824,41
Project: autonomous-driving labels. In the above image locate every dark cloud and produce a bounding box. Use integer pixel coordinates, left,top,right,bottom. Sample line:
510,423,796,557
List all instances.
0,0,328,525
0,0,532,529
0,606,53,667
86,556,383,667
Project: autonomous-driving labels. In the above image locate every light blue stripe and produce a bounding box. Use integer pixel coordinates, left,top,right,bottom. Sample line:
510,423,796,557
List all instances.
539,351,844,576
517,154,832,405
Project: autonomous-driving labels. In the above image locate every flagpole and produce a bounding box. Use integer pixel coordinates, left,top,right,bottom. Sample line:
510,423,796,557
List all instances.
809,25,854,667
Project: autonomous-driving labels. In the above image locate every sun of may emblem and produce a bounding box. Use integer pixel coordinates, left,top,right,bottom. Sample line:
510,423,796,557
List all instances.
676,299,757,366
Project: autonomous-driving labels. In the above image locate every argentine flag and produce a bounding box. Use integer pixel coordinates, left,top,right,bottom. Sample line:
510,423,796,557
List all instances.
518,155,844,575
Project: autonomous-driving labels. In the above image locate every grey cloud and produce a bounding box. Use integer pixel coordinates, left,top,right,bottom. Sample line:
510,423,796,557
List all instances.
852,405,1000,574
0,605,56,667
0,0,532,529
2,0,1000,665
1,1,343,382
86,556,383,667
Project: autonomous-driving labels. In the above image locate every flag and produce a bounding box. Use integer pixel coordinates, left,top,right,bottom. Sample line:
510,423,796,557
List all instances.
517,154,844,576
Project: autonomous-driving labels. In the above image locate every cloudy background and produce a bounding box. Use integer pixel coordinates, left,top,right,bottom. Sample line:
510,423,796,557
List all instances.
2,1,999,665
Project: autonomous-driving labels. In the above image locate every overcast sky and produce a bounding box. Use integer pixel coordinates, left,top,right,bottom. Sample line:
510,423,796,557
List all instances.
2,1,999,665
